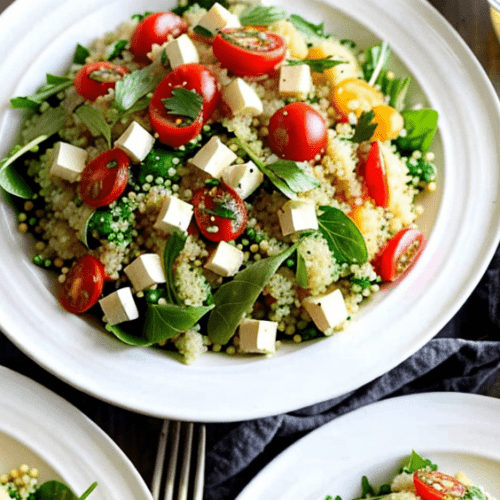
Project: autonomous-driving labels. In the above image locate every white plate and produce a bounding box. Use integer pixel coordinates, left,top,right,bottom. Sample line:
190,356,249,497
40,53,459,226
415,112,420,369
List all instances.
0,366,153,500
235,392,500,499
0,0,499,421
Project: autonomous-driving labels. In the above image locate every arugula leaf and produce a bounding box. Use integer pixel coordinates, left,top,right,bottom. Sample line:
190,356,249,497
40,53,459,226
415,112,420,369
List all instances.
75,105,112,147
362,42,391,86
295,250,308,288
10,74,73,110
288,57,346,73
378,73,410,111
162,87,203,121
317,206,367,264
34,480,97,500
144,303,214,344
207,243,299,345
73,43,91,65
114,65,163,111
360,476,376,497
21,105,68,144
400,450,438,473
396,109,438,154
351,110,377,143
289,14,328,38
163,229,187,305
240,5,287,26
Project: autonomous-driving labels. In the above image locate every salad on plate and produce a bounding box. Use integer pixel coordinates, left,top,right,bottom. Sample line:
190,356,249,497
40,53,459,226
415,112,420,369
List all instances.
1,0,439,363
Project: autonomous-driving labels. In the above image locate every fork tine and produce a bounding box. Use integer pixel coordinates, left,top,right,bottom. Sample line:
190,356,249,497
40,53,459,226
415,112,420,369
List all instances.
165,420,182,500
193,425,206,500
177,422,194,500
151,419,170,500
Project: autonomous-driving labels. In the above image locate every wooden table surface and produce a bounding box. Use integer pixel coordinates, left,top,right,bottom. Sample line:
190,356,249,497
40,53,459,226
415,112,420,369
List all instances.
0,0,499,496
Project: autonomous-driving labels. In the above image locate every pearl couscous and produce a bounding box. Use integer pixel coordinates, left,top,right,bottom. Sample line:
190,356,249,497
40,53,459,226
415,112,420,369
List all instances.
4,0,439,364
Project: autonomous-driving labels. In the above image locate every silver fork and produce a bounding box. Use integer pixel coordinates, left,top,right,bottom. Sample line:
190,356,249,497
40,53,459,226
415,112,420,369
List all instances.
151,420,206,500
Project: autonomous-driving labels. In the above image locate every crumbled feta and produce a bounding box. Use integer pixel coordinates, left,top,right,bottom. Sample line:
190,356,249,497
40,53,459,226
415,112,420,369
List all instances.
279,64,312,98
302,288,348,332
204,240,244,277
190,136,237,178
165,33,199,68
154,195,194,233
49,142,88,182
114,121,155,163
195,2,241,35
221,161,264,199
99,287,139,325
278,199,318,236
124,253,166,292
223,78,263,116
239,318,278,354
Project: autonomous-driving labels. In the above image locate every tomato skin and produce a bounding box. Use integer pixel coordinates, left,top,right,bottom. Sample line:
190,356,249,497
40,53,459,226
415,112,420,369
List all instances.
374,227,424,282
59,256,105,314
413,471,467,500
268,102,328,161
192,182,247,242
130,12,188,62
74,62,129,101
79,148,130,208
212,28,286,77
363,141,389,208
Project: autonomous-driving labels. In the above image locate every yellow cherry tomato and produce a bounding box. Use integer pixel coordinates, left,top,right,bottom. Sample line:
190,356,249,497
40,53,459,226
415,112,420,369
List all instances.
370,104,404,142
331,77,385,118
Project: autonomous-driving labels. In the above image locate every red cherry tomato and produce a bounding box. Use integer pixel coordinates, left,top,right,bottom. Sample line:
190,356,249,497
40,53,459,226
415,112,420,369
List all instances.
74,62,129,101
268,102,328,161
212,27,286,77
192,181,247,242
413,471,467,500
79,148,130,208
374,227,424,282
363,141,389,208
149,63,221,147
130,12,188,62
59,256,105,314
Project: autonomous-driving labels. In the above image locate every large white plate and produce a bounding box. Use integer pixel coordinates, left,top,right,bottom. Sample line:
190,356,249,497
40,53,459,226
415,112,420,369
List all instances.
0,366,153,500
0,0,499,421
235,392,500,499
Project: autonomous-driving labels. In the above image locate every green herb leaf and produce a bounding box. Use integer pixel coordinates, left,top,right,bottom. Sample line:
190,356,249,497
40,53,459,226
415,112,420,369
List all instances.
75,105,112,147
73,43,91,65
207,243,299,345
114,65,163,111
462,486,489,500
162,87,203,121
267,160,320,193
21,105,68,144
351,110,377,143
172,0,228,17
406,157,437,184
163,229,187,305
107,39,128,61
288,57,346,73
379,73,410,111
289,14,328,38
240,5,287,26
193,24,214,38
131,11,154,21
362,42,391,86
10,74,73,110
144,303,214,344
396,109,438,154
78,482,98,500
317,206,367,264
34,480,97,500
295,250,308,288
106,322,152,346
400,450,438,474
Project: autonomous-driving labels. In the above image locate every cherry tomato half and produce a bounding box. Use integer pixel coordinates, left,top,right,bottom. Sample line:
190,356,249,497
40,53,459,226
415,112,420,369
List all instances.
79,148,130,208
413,471,467,500
59,255,105,314
268,102,328,161
363,141,389,208
149,64,220,147
74,62,129,101
374,227,424,282
192,181,247,242
212,27,286,77
130,12,188,62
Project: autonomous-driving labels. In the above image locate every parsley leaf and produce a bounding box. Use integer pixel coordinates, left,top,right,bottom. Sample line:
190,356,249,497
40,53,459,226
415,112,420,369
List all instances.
10,74,73,110
288,57,346,73
240,5,287,26
351,110,377,143
114,65,163,111
75,105,112,147
162,87,203,121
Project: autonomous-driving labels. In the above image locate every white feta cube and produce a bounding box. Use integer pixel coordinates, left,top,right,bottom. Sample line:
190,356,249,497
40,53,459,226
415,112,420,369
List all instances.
99,287,139,326
239,319,277,354
302,289,348,333
279,64,312,98
165,33,199,68
190,136,237,178
278,199,318,236
124,253,166,292
195,2,241,36
204,241,244,277
223,78,263,117
154,195,194,234
114,121,155,163
221,161,263,199
49,142,88,182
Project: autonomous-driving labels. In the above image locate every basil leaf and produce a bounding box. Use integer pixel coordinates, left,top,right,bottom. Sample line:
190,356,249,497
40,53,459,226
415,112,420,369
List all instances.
114,65,163,111
317,205,367,264
34,480,84,500
240,5,287,26
106,322,152,346
10,74,73,110
289,14,328,38
400,450,438,474
162,87,203,121
107,39,128,61
193,25,213,38
396,109,438,154
207,243,299,345
295,250,308,288
22,105,68,144
363,41,391,86
351,110,377,143
267,160,320,193
144,303,214,344
75,104,112,147
288,57,346,73
73,43,91,65
163,230,187,305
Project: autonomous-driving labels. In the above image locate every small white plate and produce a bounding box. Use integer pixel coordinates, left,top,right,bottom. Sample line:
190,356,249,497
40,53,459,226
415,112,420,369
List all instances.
0,0,499,421
235,392,500,500
0,366,153,500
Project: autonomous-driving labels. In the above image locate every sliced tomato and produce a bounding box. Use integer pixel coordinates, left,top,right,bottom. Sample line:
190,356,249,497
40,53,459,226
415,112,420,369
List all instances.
130,12,188,62
363,141,389,208
413,471,467,500
192,181,247,242
374,227,424,282
212,27,286,77
59,256,105,314
268,102,328,161
79,148,130,208
74,62,129,101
